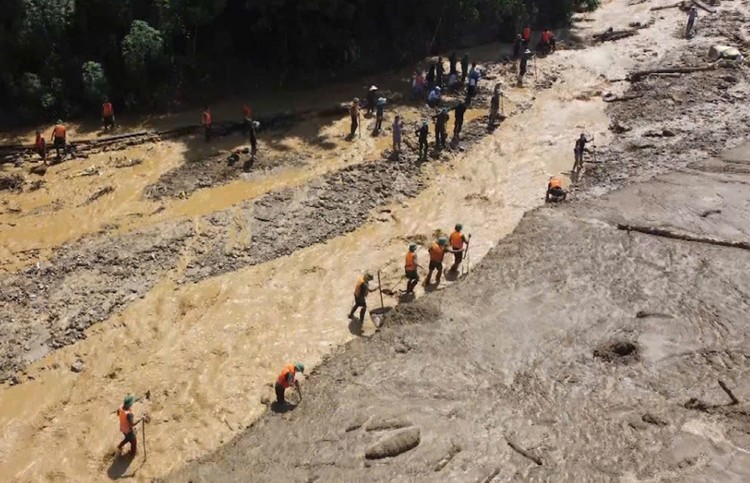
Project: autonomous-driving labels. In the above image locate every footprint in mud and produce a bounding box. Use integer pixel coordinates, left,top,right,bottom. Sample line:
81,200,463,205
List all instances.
593,340,640,364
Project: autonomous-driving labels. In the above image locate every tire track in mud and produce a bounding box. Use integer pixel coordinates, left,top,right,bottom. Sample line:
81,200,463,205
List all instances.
0,114,493,382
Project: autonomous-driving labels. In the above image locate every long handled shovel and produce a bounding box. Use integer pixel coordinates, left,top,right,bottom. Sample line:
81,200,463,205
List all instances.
142,419,147,461
465,234,473,275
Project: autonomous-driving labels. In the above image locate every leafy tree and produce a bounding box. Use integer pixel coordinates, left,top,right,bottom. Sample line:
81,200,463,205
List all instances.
122,20,164,106
81,61,109,105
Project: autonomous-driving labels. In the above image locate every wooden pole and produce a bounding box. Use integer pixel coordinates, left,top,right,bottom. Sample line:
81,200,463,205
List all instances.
377,270,384,309
142,419,147,461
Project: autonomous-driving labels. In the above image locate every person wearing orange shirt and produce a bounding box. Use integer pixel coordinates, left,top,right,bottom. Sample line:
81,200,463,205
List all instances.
448,224,469,273
522,25,532,48
404,243,422,294
50,119,67,158
102,99,115,131
202,107,212,142
546,176,567,203
34,130,47,164
116,394,144,457
275,362,305,405
425,237,448,286
349,272,378,324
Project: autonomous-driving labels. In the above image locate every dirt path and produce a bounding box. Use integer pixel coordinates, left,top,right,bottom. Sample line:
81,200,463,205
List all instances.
165,0,750,481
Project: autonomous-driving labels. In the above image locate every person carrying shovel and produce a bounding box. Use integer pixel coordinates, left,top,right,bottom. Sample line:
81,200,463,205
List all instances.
404,243,422,294
448,224,470,273
116,394,146,457
275,362,304,405
348,272,380,325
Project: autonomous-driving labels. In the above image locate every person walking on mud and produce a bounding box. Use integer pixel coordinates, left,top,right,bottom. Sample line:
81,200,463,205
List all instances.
248,118,259,158
116,395,144,457
367,86,378,116
417,121,429,160
34,130,47,164
405,243,421,294
512,34,523,61
448,224,469,273
427,64,436,90
453,100,466,141
466,63,480,104
375,96,386,133
242,104,252,137
434,108,449,150
488,85,501,128
460,53,469,83
202,107,212,143
574,133,591,171
685,6,698,38
350,98,360,138
50,119,67,159
425,237,448,286
392,114,403,153
102,98,115,131
449,50,458,76
275,362,304,405
349,272,379,325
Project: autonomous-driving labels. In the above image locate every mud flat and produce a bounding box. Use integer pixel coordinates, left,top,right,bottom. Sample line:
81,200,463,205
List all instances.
168,1,750,481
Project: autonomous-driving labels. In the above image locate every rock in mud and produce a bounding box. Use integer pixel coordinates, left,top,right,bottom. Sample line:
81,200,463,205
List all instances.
365,427,421,460
70,359,85,373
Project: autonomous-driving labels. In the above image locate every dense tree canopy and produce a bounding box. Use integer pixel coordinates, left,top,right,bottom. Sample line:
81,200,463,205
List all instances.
0,0,597,128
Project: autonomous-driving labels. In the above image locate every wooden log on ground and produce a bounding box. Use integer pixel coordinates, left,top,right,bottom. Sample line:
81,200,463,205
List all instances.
627,64,717,81
593,29,638,42
506,437,543,466
651,1,684,11
604,93,643,103
718,380,740,405
617,223,750,251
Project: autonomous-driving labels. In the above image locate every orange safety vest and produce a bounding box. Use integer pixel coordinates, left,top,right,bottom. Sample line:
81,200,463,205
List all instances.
102,102,113,117
450,231,464,250
522,27,531,41
549,177,562,189
277,364,296,389
35,134,45,149
405,251,417,271
202,111,211,126
53,125,66,139
118,407,133,434
429,242,445,262
354,276,368,297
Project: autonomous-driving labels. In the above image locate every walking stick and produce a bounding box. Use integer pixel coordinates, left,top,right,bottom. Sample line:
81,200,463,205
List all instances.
142,419,147,461
358,112,362,139
377,270,384,310
465,235,472,275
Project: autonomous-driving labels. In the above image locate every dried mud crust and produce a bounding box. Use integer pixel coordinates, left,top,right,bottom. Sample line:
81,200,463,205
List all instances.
0,108,494,382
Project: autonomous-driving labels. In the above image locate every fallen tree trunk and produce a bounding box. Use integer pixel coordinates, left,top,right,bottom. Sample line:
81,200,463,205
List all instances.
617,223,750,251
594,29,638,42
651,2,683,11
506,437,543,466
628,64,717,81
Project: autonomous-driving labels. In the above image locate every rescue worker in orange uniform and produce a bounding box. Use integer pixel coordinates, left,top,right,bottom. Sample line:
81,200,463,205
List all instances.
546,176,567,203
34,130,47,164
448,224,469,273
404,243,422,294
202,107,212,143
425,237,448,286
349,272,378,324
540,29,556,55
275,362,305,405
102,99,115,131
116,394,143,457
50,120,67,158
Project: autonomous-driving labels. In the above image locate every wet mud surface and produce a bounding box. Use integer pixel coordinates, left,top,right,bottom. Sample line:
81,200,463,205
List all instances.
0,111,491,381
168,1,750,481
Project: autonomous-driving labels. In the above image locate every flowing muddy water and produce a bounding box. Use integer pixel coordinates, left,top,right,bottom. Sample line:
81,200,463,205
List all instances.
0,1,665,478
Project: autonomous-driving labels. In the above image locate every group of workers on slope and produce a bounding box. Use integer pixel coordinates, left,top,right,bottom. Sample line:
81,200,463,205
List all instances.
348,223,471,326
512,26,557,85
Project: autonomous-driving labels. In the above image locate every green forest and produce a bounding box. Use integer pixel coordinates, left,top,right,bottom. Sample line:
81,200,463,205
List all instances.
0,0,598,128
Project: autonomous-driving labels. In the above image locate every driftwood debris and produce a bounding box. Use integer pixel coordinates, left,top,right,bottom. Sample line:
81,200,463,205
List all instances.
628,64,717,81
651,2,684,11
506,437,543,466
594,28,638,42
718,380,740,405
617,223,750,251
79,185,115,206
